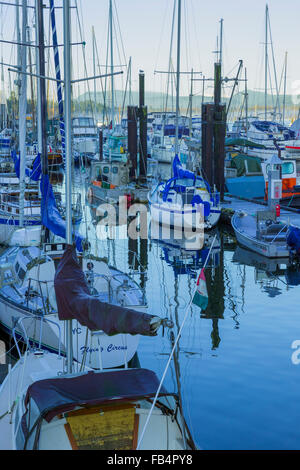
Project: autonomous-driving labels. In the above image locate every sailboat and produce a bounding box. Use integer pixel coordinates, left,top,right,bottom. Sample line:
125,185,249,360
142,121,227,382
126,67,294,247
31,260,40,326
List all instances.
0,0,150,369
0,0,73,245
88,3,154,207
148,0,220,231
0,1,195,450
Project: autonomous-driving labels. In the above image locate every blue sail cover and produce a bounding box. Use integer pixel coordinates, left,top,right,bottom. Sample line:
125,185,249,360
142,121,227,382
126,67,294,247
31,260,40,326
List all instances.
172,154,195,180
40,174,84,252
12,150,42,182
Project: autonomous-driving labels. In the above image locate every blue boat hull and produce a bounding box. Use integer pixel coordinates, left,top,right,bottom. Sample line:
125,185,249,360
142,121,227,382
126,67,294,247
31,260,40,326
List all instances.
226,175,265,199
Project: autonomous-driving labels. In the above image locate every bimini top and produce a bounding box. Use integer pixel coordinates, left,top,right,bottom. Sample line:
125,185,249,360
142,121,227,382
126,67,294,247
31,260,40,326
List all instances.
22,368,170,424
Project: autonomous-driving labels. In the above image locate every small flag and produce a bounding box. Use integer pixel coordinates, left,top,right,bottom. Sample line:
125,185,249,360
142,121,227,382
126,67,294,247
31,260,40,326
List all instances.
192,268,208,310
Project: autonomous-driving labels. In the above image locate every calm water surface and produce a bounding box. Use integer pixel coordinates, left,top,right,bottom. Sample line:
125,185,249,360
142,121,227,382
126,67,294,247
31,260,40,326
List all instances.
1,167,300,450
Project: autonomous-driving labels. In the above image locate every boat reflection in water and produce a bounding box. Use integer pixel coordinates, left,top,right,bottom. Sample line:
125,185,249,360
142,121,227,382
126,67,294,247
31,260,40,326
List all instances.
232,245,300,297
150,221,221,277
151,222,225,350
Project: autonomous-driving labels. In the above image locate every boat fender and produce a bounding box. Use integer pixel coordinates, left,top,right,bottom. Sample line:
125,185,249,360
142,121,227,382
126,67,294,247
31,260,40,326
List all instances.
276,204,280,217
125,193,133,208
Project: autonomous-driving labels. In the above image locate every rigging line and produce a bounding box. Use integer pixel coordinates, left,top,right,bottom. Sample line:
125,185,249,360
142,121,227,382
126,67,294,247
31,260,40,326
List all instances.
93,30,108,124
113,0,126,67
163,0,176,120
111,9,123,107
267,10,281,116
267,54,275,114
183,0,189,96
74,0,95,120
120,56,130,120
153,0,170,71
137,234,217,450
103,10,109,125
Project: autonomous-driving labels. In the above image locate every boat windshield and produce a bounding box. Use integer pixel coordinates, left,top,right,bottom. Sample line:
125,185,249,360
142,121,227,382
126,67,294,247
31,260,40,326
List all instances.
282,161,295,175
175,178,195,187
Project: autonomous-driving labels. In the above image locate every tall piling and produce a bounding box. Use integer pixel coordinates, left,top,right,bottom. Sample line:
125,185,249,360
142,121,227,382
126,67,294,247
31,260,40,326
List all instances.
127,105,138,179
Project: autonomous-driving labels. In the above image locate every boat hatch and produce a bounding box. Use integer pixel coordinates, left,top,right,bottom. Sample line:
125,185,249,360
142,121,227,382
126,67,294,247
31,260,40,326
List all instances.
64,403,138,450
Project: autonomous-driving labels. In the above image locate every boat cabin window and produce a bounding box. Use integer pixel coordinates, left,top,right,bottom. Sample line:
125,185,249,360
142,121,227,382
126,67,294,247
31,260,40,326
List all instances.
103,166,110,174
282,161,294,175
175,178,195,188
112,167,118,174
15,262,26,281
72,118,94,127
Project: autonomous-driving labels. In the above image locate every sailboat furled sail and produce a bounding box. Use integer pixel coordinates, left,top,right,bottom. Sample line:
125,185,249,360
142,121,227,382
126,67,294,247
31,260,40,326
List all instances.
40,175,84,251
12,150,42,182
49,0,65,163
54,245,162,335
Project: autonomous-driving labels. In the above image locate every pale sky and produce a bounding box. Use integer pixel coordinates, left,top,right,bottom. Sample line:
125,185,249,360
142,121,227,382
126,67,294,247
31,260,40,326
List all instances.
0,0,299,103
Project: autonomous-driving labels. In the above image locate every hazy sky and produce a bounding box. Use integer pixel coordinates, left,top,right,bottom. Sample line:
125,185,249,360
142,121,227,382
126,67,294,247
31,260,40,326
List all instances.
0,0,299,102
77,0,300,99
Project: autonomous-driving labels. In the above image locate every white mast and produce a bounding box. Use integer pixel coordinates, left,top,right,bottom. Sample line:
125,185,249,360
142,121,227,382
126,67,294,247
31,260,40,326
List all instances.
63,0,73,374
19,0,27,228
219,18,223,71
175,0,181,156
265,4,268,120
35,0,42,154
92,26,97,118
282,51,287,126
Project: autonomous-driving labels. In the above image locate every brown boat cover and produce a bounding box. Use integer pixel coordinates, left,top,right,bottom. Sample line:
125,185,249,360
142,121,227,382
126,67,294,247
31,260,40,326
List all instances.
21,368,170,433
54,245,161,336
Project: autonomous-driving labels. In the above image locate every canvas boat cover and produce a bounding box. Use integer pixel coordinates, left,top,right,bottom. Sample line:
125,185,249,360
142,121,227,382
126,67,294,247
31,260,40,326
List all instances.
172,154,195,180
54,245,161,335
225,137,266,149
229,154,262,177
21,368,170,435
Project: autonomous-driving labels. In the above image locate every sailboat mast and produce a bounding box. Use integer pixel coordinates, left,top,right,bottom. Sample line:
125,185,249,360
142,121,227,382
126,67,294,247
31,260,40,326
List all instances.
19,0,27,228
245,67,248,139
175,0,181,156
37,0,48,175
63,0,73,374
35,0,42,154
219,18,223,71
283,51,287,126
265,4,268,120
92,26,97,117
109,0,114,130
27,27,35,140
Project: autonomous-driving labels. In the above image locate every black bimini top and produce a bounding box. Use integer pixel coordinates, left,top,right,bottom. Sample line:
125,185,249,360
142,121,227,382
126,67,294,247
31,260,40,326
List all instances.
23,368,170,424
